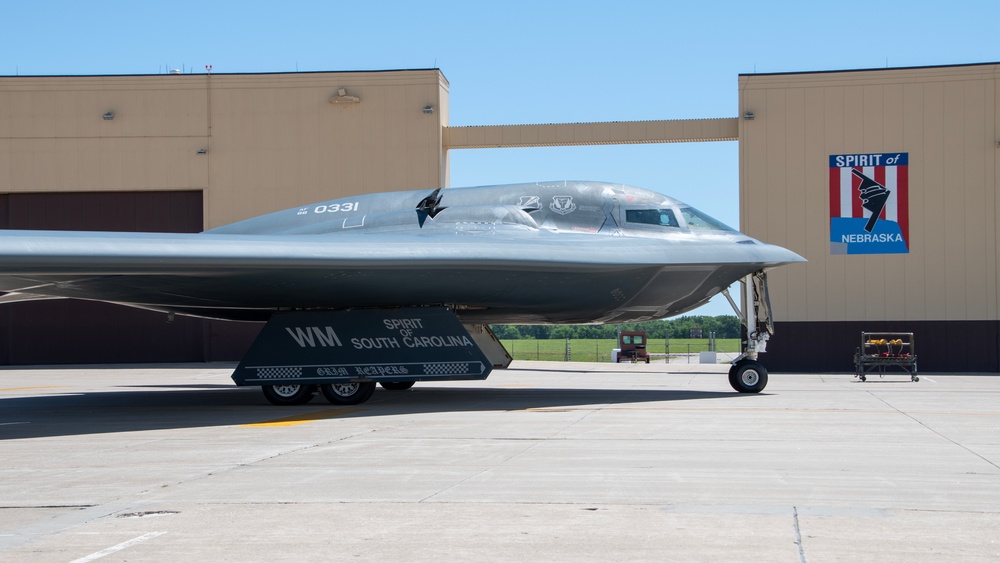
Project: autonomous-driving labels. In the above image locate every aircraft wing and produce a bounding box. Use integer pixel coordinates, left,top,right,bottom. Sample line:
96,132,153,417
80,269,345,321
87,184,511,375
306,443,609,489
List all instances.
0,229,800,323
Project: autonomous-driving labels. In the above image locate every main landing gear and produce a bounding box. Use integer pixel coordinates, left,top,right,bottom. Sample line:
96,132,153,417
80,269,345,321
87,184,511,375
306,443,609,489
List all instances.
261,384,317,406
721,270,774,394
261,380,415,406
235,308,499,407
321,382,376,405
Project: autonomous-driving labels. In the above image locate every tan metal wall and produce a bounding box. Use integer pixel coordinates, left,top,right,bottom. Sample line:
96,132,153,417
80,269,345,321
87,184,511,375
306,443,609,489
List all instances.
0,69,449,229
0,75,209,194
739,63,1000,323
443,118,738,148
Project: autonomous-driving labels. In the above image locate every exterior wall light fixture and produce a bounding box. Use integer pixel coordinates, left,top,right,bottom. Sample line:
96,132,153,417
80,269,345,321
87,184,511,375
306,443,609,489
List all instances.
329,88,360,105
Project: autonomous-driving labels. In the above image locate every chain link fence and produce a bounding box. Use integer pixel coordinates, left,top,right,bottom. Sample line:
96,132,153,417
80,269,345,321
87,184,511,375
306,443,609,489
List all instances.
499,338,741,364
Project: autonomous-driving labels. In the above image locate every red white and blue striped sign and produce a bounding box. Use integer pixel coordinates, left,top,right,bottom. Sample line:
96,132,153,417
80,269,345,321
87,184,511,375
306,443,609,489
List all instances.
829,153,909,254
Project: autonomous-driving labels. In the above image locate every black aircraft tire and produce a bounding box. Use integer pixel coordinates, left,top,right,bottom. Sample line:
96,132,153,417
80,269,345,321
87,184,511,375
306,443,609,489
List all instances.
380,381,415,391
261,384,317,406
321,381,377,405
729,360,768,393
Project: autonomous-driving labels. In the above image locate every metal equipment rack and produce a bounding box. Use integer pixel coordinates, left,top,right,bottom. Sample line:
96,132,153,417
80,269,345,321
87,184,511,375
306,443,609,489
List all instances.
854,332,918,382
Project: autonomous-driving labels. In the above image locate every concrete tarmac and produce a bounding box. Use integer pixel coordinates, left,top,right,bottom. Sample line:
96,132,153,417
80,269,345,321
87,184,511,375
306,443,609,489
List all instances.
1,362,998,562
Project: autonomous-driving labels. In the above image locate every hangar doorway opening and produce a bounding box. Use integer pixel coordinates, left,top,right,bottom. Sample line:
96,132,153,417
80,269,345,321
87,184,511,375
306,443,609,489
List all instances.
0,191,261,365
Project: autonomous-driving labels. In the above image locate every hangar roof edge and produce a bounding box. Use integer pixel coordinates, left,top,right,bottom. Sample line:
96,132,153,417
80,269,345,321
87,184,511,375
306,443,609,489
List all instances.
739,61,999,78
0,68,445,79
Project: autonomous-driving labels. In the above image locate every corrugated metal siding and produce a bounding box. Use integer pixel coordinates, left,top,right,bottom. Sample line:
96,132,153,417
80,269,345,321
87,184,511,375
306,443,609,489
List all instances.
201,71,447,228
5,137,208,192
0,81,208,140
766,320,1000,373
443,118,739,148
0,70,449,230
739,64,999,324
0,190,261,365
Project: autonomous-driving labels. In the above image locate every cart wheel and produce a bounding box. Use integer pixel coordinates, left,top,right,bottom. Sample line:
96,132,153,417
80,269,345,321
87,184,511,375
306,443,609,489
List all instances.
912,376,919,382
859,375,866,382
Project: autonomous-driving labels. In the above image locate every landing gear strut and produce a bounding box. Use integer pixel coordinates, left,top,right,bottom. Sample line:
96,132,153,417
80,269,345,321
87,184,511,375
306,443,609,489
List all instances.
721,270,774,394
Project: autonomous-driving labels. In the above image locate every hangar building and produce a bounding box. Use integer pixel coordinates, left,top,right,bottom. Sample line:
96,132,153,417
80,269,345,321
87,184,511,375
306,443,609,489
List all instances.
0,63,997,371
739,63,999,372
0,70,450,363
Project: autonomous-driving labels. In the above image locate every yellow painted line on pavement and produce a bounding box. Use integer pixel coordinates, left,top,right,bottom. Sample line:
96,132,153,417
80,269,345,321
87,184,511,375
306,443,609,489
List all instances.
0,386,62,392
241,408,364,428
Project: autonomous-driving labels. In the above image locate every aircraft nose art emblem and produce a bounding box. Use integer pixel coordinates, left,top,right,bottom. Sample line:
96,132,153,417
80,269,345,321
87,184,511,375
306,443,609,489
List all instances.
549,196,577,215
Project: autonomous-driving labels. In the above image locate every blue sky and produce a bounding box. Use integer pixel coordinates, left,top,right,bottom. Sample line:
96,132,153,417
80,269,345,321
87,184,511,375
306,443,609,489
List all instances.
2,1,997,315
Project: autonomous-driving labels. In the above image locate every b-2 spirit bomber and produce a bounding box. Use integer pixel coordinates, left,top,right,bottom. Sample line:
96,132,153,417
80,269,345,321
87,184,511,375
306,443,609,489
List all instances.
0,181,804,405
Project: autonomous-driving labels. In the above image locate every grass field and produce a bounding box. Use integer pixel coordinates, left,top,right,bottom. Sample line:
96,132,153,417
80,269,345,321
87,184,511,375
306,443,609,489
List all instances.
499,338,740,362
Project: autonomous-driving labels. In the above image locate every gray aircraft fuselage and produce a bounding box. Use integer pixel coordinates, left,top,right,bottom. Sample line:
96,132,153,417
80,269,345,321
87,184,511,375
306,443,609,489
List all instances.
0,181,803,324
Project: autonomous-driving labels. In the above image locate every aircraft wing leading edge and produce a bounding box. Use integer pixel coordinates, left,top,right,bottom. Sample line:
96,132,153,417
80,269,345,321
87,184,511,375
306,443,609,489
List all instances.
0,229,799,323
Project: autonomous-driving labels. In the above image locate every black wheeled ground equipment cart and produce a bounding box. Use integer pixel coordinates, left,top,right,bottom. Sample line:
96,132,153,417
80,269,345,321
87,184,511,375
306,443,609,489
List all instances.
854,331,918,382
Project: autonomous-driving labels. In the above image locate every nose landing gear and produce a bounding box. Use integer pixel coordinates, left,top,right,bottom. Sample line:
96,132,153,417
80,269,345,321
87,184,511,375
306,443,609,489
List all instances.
728,359,768,393
721,270,774,394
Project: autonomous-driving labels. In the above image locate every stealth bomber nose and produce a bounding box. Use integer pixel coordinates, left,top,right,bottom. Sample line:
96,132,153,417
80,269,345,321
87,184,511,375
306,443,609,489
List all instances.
732,237,806,268
758,241,806,267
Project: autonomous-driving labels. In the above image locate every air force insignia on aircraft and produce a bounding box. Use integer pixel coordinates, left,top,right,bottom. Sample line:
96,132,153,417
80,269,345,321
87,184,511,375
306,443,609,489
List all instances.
518,196,541,209
549,196,576,215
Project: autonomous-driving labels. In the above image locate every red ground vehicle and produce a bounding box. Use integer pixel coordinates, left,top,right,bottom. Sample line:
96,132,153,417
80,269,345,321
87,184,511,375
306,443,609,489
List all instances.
617,331,650,363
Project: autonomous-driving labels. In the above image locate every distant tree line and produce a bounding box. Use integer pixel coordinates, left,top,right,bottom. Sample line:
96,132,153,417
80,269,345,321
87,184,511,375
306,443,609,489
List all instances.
489,315,741,340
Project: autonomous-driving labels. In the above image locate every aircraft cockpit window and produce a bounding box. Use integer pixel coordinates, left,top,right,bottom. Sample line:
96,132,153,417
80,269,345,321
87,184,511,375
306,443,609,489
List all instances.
625,209,679,228
679,207,736,231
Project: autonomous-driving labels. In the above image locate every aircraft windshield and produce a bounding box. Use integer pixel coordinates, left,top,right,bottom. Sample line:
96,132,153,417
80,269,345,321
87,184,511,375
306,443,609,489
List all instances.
679,207,736,231
625,209,679,228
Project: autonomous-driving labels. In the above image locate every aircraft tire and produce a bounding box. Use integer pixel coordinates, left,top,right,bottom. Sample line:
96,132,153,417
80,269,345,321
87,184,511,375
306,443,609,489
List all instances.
380,381,415,391
321,381,376,405
261,384,317,406
729,360,768,393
